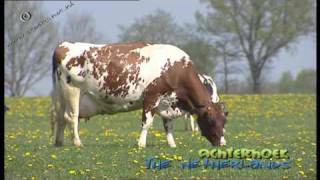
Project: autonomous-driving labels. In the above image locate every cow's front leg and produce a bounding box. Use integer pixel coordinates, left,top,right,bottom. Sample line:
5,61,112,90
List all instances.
138,110,154,148
190,114,199,132
163,118,176,148
220,128,227,146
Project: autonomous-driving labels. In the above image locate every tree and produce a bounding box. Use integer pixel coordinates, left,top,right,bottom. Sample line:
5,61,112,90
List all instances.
118,9,184,45
180,36,216,76
196,0,316,93
5,1,58,97
213,37,242,93
294,69,316,93
278,71,294,93
63,11,105,43
118,10,218,76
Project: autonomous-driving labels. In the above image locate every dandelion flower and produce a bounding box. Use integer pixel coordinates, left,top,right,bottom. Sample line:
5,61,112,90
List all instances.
51,154,57,160
69,170,76,175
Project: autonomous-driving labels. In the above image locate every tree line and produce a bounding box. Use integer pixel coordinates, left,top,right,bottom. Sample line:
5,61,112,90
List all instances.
5,0,316,96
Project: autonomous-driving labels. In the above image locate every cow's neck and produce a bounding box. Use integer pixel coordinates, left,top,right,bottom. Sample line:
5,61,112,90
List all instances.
184,70,211,114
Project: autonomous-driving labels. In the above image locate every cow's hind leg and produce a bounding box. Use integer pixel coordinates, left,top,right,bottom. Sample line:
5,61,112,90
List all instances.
52,82,67,147
163,118,176,148
184,114,191,131
55,112,66,146
138,110,155,148
61,81,82,147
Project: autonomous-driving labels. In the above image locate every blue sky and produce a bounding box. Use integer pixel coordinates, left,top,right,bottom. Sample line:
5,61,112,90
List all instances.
24,0,316,96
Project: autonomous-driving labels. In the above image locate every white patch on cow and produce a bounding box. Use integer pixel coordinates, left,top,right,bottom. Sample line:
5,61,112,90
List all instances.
59,42,106,84
157,92,183,119
198,74,220,103
220,136,226,146
60,42,104,60
220,128,226,146
92,51,98,59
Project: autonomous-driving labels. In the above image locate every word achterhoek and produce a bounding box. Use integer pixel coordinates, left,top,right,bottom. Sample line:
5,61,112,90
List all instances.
199,148,289,159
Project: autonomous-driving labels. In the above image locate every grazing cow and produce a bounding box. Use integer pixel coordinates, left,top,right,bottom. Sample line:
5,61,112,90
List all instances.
51,41,228,147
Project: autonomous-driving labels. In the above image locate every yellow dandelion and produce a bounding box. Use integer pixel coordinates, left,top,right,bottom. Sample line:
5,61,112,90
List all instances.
133,160,138,164
31,176,36,180
51,154,57,160
27,163,32,167
80,170,85,175
69,170,76,175
47,164,54,168
154,132,161,137
298,171,305,175
25,152,31,156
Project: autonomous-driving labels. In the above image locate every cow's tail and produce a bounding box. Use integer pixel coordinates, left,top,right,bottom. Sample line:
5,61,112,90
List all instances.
50,53,59,139
52,53,57,86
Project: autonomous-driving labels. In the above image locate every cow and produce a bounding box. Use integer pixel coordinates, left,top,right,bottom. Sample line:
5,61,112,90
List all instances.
51,41,228,148
68,73,227,147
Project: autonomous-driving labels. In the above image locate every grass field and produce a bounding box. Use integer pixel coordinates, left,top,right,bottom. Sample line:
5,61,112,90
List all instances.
5,94,316,179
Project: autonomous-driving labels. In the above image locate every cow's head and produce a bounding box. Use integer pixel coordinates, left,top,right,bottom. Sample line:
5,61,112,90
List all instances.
197,102,228,146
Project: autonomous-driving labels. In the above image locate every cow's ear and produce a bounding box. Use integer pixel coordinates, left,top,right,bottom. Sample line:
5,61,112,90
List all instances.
225,111,229,117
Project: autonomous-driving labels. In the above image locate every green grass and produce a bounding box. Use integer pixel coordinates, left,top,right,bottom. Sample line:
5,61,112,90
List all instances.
5,94,316,179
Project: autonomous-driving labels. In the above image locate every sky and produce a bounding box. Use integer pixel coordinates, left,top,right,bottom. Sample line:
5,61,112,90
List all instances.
19,0,316,96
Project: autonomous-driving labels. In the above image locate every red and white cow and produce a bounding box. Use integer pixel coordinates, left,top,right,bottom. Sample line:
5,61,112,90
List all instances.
51,41,228,147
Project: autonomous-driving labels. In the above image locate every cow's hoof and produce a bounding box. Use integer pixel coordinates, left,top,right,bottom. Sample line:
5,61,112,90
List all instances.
169,143,176,148
137,142,146,148
54,141,63,147
74,139,82,147
220,138,227,146
220,141,226,146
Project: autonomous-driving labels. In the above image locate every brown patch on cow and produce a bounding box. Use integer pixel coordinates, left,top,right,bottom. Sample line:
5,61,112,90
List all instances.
84,41,150,97
66,56,87,70
53,45,69,64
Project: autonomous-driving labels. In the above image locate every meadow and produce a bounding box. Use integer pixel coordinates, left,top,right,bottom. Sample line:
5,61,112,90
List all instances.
5,94,316,180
